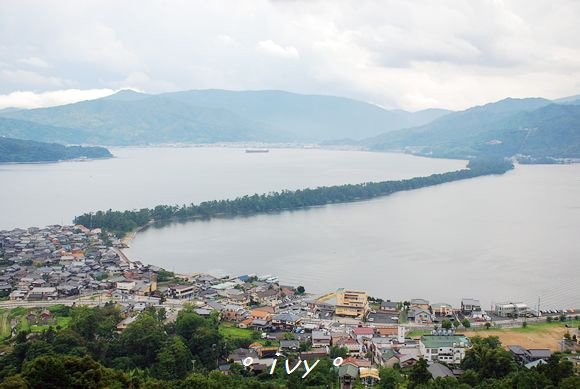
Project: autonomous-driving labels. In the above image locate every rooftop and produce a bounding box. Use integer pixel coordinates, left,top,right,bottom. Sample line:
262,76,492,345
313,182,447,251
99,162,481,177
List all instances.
420,335,470,349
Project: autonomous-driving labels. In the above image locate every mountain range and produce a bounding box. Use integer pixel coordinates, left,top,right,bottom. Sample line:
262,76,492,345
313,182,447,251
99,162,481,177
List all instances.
367,97,580,161
0,89,450,145
0,89,579,162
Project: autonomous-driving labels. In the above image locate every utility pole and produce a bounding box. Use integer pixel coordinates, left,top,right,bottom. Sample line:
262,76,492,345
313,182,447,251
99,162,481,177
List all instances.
537,297,541,322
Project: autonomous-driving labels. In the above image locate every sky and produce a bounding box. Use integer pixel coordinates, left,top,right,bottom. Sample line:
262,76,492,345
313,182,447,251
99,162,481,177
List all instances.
1,0,579,111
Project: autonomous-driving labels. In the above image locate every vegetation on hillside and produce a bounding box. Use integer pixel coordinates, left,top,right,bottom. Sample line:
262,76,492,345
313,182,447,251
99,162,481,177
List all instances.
0,305,577,388
0,89,450,145
0,136,112,163
368,98,580,161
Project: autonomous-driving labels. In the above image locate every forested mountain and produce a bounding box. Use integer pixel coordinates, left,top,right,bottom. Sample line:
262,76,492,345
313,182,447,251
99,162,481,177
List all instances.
0,89,451,145
0,136,112,163
2,90,578,161
160,89,451,141
0,94,276,145
367,98,580,161
0,117,86,144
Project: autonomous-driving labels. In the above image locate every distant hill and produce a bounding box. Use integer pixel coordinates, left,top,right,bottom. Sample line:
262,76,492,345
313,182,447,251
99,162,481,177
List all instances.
0,89,451,145
367,98,580,161
100,89,150,102
3,89,578,159
554,94,580,105
0,94,276,145
161,89,451,141
0,137,112,163
0,117,87,144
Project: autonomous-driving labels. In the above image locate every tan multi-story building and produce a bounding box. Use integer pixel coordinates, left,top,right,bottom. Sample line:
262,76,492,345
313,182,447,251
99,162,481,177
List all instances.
335,288,369,318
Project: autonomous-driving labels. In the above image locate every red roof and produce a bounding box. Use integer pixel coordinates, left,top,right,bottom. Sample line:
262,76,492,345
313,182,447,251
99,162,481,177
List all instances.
343,356,372,367
352,327,374,335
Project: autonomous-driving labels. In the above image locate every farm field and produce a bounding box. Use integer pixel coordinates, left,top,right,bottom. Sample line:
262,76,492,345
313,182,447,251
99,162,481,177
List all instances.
463,320,579,351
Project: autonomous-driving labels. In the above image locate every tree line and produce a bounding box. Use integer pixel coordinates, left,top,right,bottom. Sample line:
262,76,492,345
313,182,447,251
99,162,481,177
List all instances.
74,159,515,237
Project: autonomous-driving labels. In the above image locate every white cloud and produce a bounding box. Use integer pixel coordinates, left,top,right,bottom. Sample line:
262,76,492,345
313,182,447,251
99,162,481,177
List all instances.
217,34,237,46
0,1,579,110
257,40,300,59
0,69,72,90
0,89,116,109
18,57,50,68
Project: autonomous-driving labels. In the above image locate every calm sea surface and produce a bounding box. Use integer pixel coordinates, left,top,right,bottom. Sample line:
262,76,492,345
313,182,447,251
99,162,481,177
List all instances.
0,147,463,229
2,147,578,308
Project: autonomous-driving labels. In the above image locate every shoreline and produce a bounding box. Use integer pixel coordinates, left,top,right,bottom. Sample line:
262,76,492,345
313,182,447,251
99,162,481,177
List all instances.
0,155,114,166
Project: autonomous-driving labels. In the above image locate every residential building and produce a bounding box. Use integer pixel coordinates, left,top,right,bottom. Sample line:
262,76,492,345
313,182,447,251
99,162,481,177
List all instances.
419,335,471,365
431,303,454,317
427,363,455,379
336,288,369,318
168,284,195,300
27,287,58,300
223,304,246,322
461,298,482,314
312,330,331,348
279,340,300,351
379,349,400,368
336,337,361,355
271,312,300,330
352,327,374,342
495,302,529,318
410,298,430,310
508,345,552,364
249,308,273,322
359,367,380,387
252,288,280,306
380,300,398,312
338,363,359,388
409,307,432,324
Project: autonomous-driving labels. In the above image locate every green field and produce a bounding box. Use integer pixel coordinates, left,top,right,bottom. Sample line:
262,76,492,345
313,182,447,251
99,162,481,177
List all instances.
219,322,258,339
407,329,431,338
0,309,10,338
408,319,580,339
1,305,73,338
219,322,280,346
470,319,580,334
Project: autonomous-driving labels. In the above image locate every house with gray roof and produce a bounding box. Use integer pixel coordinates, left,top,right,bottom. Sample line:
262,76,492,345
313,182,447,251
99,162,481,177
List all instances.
427,362,455,379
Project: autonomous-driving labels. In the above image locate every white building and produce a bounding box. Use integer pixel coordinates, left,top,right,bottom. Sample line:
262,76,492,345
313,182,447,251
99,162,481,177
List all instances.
419,334,471,366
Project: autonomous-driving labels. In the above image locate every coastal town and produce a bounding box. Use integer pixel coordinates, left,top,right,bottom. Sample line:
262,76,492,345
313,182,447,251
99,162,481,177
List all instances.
1,224,579,386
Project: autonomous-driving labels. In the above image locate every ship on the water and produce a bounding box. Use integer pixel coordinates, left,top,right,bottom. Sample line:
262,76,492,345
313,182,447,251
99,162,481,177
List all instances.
245,148,270,153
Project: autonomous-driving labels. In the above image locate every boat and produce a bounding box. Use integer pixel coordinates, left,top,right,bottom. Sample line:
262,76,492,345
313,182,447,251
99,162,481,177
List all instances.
245,148,269,153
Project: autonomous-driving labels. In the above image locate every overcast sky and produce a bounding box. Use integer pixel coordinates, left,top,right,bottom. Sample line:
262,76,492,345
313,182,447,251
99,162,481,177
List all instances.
1,0,579,111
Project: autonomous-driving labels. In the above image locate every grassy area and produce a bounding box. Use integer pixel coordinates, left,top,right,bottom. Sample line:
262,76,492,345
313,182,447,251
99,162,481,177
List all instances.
407,330,431,338
57,316,72,327
468,319,580,334
219,323,257,339
1,306,74,337
514,319,579,333
19,316,29,331
464,319,580,351
218,322,281,347
0,311,10,339
7,307,27,321
30,324,50,332
408,320,579,341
